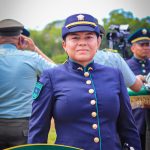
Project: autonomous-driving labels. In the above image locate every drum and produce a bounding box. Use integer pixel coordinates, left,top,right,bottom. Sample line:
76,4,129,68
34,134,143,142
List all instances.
128,86,150,109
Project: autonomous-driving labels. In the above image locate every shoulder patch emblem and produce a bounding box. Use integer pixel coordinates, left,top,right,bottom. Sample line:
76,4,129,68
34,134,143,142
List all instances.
32,82,43,100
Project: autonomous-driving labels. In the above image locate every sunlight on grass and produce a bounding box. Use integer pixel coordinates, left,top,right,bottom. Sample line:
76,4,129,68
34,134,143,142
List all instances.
48,118,56,144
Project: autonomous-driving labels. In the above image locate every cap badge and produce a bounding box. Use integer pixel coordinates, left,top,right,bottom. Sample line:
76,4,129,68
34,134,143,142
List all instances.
142,29,147,35
77,14,85,21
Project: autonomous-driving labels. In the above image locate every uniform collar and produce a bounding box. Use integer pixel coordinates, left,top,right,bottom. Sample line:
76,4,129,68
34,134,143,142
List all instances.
0,43,17,49
132,55,148,64
66,58,95,72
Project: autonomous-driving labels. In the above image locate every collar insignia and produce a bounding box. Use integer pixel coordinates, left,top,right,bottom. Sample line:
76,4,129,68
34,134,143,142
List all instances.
88,67,93,71
77,67,83,71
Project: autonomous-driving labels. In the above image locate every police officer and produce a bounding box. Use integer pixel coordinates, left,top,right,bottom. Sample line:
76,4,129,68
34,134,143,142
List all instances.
0,19,56,149
126,28,150,150
28,13,141,150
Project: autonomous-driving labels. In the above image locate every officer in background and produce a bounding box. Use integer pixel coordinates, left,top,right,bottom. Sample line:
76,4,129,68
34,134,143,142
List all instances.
126,28,150,150
0,19,56,149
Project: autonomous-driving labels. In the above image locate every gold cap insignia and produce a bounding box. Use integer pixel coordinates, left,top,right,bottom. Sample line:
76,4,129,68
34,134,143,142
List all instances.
142,29,147,35
77,14,85,21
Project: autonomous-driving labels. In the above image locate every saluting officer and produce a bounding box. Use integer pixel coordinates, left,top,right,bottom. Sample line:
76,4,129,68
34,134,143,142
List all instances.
0,19,55,149
126,28,150,150
28,13,141,150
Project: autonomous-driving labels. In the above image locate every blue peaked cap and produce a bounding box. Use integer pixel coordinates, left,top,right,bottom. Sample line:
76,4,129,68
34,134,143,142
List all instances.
22,28,30,37
62,13,100,39
128,28,150,44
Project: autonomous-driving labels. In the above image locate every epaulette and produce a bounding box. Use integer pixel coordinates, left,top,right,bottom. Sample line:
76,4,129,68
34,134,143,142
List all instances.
104,48,119,53
63,59,68,64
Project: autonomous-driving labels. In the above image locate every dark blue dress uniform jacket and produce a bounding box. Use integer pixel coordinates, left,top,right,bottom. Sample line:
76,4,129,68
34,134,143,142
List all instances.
127,56,150,135
28,60,141,150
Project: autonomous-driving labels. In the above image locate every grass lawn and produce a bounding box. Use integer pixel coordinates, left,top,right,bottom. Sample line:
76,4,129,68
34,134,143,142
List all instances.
48,119,56,144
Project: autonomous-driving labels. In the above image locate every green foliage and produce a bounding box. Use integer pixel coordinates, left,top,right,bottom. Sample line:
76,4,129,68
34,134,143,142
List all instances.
103,9,150,33
52,53,68,64
30,21,64,59
102,9,150,58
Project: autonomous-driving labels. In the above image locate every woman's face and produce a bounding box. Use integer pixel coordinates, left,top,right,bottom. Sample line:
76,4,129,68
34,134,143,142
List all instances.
62,31,101,66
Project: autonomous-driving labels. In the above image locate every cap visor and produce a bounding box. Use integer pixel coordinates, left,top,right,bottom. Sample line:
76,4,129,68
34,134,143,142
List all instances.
136,40,150,44
22,28,30,37
68,25,95,33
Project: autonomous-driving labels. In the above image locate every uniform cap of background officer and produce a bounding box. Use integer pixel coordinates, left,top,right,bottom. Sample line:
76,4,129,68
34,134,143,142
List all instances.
22,28,30,37
62,13,100,39
128,28,150,44
0,19,24,36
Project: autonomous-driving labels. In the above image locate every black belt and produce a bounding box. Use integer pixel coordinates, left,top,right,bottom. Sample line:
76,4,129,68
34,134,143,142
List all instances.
0,117,30,125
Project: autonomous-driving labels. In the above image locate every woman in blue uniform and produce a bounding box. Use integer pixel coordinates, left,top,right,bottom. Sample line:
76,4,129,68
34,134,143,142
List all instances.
28,13,141,150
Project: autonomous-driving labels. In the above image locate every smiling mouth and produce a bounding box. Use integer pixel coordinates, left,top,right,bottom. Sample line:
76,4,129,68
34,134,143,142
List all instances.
77,49,89,52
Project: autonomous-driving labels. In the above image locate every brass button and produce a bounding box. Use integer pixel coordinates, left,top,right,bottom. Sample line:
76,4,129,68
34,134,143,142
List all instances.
91,112,97,117
90,100,96,105
92,124,98,129
142,69,146,73
84,72,89,77
89,89,94,94
94,137,99,143
86,80,91,85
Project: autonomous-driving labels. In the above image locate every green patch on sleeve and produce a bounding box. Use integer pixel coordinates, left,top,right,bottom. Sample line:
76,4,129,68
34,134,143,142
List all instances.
32,82,43,100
